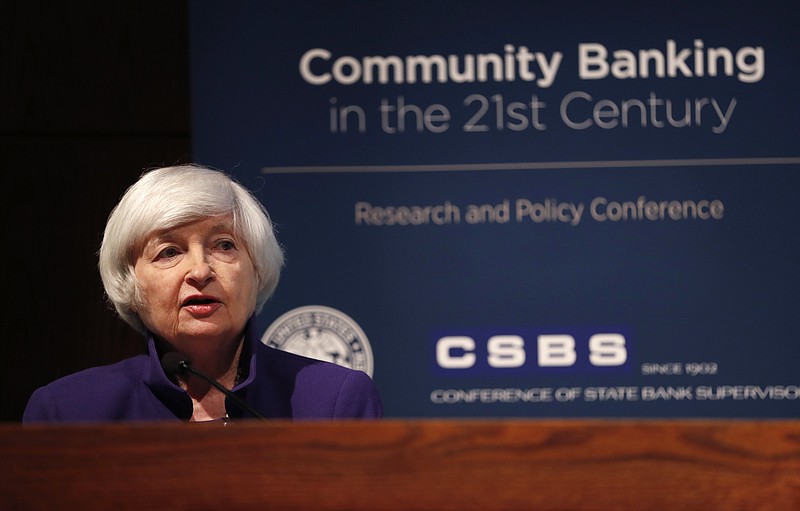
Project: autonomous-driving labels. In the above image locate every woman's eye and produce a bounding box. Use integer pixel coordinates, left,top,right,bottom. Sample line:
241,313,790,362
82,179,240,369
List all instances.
216,239,236,251
157,247,179,259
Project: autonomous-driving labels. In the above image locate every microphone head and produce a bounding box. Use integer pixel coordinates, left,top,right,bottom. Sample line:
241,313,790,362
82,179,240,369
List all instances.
161,352,191,376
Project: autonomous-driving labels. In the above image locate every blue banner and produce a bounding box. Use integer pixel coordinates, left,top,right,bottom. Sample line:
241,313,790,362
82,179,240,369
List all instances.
191,1,799,417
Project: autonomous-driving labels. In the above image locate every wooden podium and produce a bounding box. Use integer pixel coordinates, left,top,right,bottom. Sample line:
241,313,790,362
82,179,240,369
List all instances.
1,420,798,510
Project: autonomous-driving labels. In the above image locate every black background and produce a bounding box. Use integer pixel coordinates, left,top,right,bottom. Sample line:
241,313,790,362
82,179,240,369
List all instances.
1,1,191,420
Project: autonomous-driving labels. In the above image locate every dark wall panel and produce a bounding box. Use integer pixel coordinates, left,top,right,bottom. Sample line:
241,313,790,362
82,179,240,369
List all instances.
0,2,191,420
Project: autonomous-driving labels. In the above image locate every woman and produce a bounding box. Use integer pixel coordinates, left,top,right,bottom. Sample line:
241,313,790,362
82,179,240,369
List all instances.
24,165,382,422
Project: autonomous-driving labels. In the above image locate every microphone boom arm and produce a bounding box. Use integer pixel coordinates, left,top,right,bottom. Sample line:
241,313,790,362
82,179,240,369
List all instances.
162,353,266,421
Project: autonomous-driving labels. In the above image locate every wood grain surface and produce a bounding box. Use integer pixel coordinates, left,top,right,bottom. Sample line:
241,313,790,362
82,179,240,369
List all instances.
2,420,798,510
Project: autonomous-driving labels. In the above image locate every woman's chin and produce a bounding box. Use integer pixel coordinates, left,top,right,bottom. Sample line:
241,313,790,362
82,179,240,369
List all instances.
170,320,238,345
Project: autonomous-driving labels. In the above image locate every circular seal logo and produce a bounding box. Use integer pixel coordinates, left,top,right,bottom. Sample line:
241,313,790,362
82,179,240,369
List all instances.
261,305,374,377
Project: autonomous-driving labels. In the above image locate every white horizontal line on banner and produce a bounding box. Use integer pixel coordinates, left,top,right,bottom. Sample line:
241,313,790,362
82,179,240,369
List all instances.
260,157,800,174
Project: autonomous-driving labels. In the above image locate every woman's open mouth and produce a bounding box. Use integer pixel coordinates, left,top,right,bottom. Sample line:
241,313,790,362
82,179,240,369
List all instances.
181,296,222,316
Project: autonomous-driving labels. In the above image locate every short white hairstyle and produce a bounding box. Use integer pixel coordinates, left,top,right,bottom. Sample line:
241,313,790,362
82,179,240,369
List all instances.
98,164,284,334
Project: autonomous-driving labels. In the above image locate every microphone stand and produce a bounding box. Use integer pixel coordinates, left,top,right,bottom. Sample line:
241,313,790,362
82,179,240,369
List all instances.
162,352,267,421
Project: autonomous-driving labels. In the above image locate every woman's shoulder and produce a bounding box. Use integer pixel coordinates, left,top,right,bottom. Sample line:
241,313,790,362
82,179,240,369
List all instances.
257,342,364,379
40,355,149,392
23,355,151,422
255,344,382,418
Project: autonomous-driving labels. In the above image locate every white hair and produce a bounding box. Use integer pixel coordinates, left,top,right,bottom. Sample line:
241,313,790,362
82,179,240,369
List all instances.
98,164,284,334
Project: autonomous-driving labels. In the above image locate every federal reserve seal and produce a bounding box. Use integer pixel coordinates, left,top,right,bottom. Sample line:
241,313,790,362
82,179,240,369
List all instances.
261,306,374,377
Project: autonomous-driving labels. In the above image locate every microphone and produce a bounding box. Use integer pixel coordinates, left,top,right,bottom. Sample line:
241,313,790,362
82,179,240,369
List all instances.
161,352,266,420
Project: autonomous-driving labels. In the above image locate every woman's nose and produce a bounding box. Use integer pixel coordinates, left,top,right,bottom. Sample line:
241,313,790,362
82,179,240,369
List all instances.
185,248,214,284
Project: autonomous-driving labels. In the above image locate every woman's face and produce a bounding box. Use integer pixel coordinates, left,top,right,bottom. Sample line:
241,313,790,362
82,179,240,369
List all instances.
132,215,258,350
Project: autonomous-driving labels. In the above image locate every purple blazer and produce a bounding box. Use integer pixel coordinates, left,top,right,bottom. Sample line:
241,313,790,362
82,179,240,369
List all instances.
23,323,383,423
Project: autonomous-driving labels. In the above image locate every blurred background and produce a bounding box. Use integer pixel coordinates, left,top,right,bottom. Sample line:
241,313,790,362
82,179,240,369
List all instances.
1,2,190,420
